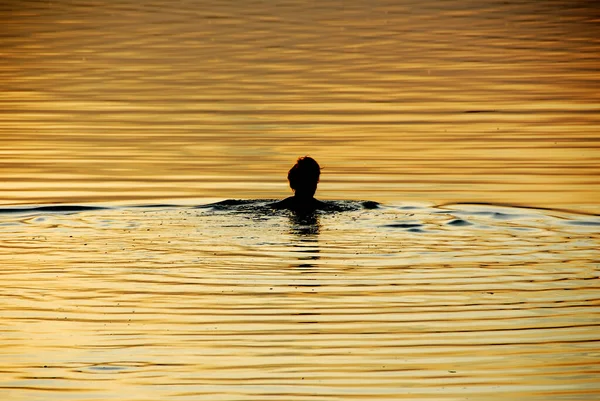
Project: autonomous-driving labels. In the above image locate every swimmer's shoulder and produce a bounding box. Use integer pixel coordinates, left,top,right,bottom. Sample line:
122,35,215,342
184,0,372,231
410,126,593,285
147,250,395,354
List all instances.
269,197,332,212
269,198,378,212
270,197,295,210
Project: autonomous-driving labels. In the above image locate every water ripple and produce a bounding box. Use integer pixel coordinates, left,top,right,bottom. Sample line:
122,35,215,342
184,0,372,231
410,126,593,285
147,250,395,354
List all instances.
0,201,598,400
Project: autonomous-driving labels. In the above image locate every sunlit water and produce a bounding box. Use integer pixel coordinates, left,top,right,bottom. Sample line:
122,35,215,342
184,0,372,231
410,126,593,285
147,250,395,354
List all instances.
1,201,599,400
0,0,598,209
1,0,600,400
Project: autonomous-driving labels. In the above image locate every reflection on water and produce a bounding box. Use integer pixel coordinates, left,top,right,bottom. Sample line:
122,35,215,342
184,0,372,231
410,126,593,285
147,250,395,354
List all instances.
0,201,598,400
0,0,598,209
289,212,321,268
290,212,320,237
1,0,600,399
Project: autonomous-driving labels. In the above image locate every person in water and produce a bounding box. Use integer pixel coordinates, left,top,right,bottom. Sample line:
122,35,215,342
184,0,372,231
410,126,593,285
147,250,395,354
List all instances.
271,156,328,212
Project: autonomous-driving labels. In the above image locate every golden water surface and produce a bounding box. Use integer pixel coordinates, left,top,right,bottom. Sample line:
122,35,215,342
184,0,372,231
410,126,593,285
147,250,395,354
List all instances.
1,1,599,400
1,0,598,208
1,202,599,400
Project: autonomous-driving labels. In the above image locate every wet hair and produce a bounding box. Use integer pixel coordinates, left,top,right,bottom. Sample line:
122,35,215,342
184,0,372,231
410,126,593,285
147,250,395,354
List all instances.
288,156,320,196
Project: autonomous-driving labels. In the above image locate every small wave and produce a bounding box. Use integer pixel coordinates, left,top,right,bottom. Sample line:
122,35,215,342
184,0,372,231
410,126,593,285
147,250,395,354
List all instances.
565,220,600,226
383,223,423,229
446,219,472,226
198,199,378,214
437,201,600,217
195,199,258,210
0,205,110,214
130,204,179,209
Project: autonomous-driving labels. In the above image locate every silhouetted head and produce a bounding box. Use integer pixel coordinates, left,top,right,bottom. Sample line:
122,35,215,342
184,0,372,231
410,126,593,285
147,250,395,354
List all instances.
288,156,320,199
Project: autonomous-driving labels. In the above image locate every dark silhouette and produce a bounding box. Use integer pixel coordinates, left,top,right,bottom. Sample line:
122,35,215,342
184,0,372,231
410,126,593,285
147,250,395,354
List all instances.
288,212,321,268
271,156,328,212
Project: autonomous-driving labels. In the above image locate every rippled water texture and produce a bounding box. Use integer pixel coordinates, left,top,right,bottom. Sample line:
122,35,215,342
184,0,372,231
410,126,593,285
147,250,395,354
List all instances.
0,0,598,208
0,202,599,400
1,1,600,400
